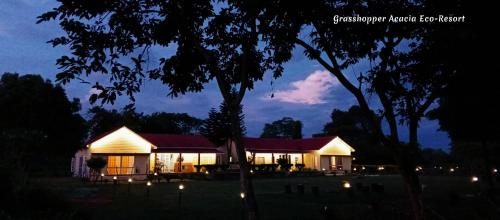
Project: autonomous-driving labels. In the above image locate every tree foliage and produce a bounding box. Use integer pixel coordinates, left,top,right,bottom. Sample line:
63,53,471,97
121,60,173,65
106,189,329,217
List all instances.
260,117,302,139
87,106,203,138
39,2,298,218
321,106,392,164
200,102,245,147
0,73,87,177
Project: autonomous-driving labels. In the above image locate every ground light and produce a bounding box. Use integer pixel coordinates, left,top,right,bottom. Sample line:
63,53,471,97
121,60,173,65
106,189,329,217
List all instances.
127,178,132,195
146,181,151,198
343,182,351,189
178,183,185,207
471,176,479,182
112,176,118,195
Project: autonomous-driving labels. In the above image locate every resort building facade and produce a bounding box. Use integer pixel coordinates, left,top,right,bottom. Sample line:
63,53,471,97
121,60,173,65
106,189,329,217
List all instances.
72,126,355,178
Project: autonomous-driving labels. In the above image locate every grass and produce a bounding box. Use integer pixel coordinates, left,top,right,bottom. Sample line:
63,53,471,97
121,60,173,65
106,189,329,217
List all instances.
35,175,500,220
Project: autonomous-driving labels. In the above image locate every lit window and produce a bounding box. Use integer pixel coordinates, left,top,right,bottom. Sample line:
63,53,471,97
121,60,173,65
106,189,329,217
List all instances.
107,156,134,175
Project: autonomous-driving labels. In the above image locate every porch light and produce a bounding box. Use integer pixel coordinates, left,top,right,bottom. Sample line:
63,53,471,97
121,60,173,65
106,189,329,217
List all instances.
147,181,152,186
179,184,184,190
128,178,132,183
101,173,104,177
240,192,245,199
343,182,351,189
113,176,117,180
471,176,479,182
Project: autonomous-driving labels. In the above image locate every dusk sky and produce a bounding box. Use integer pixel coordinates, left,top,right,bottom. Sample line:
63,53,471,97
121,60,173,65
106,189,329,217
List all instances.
0,0,450,150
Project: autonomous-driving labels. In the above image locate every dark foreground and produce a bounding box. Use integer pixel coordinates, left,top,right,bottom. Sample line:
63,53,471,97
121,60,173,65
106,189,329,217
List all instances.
29,175,500,220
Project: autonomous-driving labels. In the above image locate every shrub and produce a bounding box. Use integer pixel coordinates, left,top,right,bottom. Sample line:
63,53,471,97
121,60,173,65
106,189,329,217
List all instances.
295,164,305,171
86,157,107,182
276,158,292,171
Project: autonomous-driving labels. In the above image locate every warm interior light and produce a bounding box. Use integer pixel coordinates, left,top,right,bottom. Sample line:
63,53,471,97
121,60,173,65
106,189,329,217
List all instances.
147,181,152,186
240,192,245,199
179,184,184,190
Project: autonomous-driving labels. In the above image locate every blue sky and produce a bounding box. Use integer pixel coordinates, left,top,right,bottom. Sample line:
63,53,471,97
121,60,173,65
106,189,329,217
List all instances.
0,0,450,150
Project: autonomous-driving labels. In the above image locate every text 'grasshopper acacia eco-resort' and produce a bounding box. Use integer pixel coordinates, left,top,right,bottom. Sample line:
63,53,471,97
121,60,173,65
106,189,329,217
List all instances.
72,127,355,178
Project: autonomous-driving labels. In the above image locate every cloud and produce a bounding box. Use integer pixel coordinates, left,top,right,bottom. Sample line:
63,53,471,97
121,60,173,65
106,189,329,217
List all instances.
263,70,339,105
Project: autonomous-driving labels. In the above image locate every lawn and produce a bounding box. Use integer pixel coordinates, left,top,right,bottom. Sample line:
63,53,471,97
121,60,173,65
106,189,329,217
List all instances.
35,175,500,220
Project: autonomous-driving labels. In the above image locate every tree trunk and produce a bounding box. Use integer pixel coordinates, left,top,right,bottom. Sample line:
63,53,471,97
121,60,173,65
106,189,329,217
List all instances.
398,155,425,220
228,102,259,220
403,118,425,220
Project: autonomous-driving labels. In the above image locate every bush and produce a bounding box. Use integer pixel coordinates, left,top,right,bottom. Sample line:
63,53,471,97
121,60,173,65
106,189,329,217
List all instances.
277,158,292,171
295,164,305,171
86,157,107,181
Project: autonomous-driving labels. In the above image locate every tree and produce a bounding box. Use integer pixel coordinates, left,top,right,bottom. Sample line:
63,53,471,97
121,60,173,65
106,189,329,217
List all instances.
200,102,245,162
264,1,465,218
39,1,296,219
428,68,500,188
322,106,392,165
87,106,203,138
86,157,107,182
0,73,87,182
419,148,449,169
144,112,203,134
260,117,302,139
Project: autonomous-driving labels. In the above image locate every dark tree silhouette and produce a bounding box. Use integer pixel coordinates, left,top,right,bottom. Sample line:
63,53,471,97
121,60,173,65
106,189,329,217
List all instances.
263,1,469,218
200,102,245,162
0,73,87,184
428,67,500,188
87,106,203,138
39,1,297,219
260,117,303,139
322,106,392,165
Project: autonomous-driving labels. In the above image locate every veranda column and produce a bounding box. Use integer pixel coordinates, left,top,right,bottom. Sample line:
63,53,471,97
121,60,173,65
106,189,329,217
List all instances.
197,153,201,172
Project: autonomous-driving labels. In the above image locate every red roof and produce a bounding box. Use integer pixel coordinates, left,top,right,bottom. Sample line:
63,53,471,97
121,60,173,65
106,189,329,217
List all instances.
242,136,336,153
139,133,222,153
